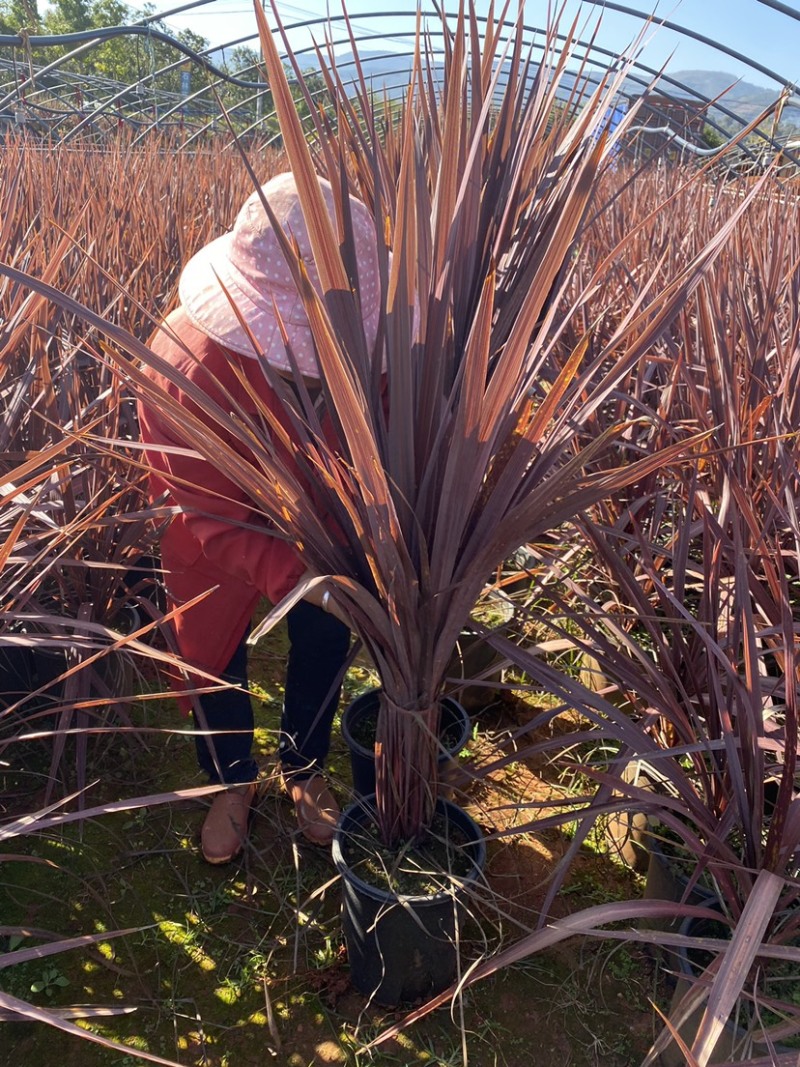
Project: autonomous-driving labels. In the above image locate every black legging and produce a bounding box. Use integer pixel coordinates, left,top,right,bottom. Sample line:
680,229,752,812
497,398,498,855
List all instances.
193,599,351,785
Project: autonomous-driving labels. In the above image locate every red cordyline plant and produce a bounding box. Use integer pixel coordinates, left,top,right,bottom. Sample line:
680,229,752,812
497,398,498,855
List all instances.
0,406,216,1053
0,1,762,848
0,756,220,1065
441,317,800,1061
361,151,800,1061
533,508,800,1065
367,480,800,1064
242,0,768,846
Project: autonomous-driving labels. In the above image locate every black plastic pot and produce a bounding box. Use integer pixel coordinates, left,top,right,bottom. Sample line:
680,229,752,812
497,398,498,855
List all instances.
0,646,34,708
0,643,67,712
445,593,514,713
644,835,718,910
656,914,798,1066
444,628,508,713
341,689,471,798
121,554,165,611
332,795,486,1007
639,819,722,937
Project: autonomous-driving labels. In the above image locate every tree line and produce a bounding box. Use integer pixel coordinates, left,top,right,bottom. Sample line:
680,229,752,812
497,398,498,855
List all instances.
0,0,329,139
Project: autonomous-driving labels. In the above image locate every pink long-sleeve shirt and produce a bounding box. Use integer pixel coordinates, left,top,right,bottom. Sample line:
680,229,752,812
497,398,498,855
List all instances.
137,306,308,678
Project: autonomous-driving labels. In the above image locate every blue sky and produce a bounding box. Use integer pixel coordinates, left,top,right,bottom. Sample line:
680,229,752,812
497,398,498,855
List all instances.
148,0,800,93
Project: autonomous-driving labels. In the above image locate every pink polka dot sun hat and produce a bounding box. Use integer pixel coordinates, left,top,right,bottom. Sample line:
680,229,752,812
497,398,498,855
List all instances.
178,172,382,377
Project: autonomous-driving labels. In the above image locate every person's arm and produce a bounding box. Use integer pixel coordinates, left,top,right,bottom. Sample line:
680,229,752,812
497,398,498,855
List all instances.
295,569,350,626
139,397,307,605
139,320,348,615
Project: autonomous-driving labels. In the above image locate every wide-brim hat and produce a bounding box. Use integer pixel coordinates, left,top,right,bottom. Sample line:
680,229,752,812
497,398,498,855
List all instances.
178,172,381,377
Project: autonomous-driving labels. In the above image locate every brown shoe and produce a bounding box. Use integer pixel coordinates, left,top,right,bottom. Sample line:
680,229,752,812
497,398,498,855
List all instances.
201,783,257,865
286,774,340,846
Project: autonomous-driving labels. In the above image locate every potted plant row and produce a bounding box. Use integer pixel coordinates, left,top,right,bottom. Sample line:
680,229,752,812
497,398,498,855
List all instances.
514,465,800,1061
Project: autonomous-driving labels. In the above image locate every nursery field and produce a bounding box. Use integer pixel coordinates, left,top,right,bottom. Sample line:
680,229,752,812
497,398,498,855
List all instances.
3,6,800,1063
1,624,668,1067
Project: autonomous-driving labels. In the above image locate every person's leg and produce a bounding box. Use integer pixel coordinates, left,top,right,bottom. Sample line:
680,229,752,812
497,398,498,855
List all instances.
279,599,350,775
194,628,259,864
280,600,350,844
194,630,259,785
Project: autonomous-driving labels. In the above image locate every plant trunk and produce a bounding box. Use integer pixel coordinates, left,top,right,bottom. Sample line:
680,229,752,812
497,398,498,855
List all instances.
342,688,470,798
374,692,440,847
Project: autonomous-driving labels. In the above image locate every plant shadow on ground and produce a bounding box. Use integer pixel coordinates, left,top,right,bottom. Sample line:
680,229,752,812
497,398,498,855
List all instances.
1,619,671,1067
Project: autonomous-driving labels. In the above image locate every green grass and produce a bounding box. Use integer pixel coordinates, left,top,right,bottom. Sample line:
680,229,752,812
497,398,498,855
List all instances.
1,612,670,1067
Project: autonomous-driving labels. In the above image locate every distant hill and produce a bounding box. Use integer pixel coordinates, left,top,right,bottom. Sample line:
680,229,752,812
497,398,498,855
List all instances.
294,48,415,86
661,70,799,133
670,70,785,107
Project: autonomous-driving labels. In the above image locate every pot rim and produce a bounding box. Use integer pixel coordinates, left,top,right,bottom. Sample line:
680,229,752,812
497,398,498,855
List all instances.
332,794,486,906
341,687,471,762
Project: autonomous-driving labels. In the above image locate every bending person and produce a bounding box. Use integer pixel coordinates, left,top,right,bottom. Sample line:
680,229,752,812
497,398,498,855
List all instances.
138,172,381,863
